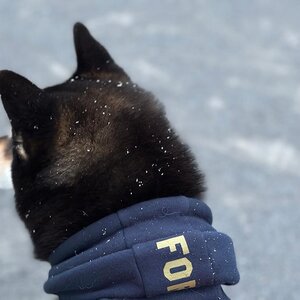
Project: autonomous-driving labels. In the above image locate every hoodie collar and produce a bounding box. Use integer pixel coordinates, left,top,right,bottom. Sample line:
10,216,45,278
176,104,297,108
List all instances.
44,196,239,299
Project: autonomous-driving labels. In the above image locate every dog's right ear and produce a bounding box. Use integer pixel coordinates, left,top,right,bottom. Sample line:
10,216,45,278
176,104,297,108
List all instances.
0,70,45,130
73,22,129,78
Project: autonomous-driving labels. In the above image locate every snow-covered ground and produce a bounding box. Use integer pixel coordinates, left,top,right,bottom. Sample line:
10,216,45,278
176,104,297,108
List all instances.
0,1,299,299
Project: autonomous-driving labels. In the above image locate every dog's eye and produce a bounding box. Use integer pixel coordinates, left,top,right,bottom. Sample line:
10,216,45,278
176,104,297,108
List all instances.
12,134,28,161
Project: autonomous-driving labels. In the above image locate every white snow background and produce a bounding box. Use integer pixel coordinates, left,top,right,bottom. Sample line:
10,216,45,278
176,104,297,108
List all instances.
0,1,299,299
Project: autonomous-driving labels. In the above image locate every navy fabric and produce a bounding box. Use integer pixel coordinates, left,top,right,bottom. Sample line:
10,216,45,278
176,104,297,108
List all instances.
44,196,239,299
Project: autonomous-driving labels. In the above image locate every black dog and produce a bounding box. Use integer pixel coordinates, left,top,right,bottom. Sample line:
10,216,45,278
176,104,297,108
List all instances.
0,23,204,261
0,24,239,300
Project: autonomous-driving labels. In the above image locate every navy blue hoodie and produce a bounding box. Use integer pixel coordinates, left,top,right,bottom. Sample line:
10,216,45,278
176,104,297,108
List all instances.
44,196,239,299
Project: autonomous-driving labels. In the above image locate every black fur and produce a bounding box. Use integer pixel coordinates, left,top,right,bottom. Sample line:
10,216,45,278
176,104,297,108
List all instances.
0,23,205,261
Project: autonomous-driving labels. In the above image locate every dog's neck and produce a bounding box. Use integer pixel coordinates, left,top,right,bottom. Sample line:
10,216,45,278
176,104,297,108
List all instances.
17,165,204,261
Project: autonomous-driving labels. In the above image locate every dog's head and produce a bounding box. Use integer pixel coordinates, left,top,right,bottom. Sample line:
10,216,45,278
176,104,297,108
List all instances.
0,23,205,260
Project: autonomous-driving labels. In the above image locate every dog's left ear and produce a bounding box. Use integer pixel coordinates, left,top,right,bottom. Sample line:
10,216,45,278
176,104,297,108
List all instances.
0,70,47,131
73,22,129,78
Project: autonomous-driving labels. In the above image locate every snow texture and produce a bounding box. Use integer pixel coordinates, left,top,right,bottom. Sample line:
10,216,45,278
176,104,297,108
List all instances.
0,1,299,299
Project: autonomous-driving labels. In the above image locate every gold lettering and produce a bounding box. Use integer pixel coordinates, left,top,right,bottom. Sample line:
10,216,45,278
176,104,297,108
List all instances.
163,258,193,281
167,280,196,292
156,235,195,292
156,235,190,255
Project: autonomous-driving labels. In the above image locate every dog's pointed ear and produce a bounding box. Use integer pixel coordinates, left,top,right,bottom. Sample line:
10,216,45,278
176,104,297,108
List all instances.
0,70,45,129
73,22,128,77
